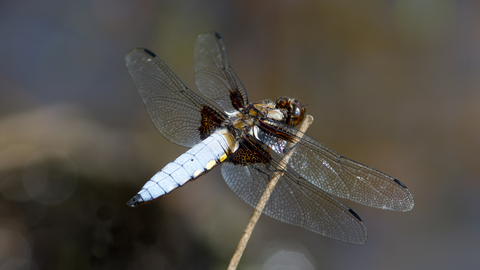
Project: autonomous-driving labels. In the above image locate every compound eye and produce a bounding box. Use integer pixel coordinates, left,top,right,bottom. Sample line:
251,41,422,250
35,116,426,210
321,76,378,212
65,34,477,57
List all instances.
290,100,306,126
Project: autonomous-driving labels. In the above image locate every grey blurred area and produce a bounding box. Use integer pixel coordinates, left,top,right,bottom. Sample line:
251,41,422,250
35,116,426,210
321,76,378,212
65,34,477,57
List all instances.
1,0,479,269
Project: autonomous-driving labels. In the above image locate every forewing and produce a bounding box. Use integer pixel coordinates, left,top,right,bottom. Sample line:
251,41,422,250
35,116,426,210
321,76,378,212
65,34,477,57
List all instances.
126,48,225,147
194,32,248,111
221,159,367,244
261,123,414,212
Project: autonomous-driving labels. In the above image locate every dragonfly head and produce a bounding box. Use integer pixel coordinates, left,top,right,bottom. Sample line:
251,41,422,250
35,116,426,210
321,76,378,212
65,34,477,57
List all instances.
275,97,306,127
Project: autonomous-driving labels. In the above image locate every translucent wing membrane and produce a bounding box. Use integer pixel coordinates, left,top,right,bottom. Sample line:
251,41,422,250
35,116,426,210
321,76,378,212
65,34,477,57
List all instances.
259,123,414,212
194,32,248,111
126,48,225,148
222,138,368,244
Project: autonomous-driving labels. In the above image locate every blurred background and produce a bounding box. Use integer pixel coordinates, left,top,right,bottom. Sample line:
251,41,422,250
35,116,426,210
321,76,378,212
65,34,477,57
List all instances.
1,0,479,269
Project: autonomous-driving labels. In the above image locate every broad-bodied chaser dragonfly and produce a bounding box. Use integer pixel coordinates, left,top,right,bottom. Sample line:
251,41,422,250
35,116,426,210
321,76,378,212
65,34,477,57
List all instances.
126,32,414,244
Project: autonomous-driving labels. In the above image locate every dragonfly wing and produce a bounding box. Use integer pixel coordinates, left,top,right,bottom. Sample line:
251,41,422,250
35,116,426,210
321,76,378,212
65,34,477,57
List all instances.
194,32,248,112
126,48,226,147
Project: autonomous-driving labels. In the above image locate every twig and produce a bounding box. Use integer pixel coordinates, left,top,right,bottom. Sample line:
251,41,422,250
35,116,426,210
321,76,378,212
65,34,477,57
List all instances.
227,115,314,270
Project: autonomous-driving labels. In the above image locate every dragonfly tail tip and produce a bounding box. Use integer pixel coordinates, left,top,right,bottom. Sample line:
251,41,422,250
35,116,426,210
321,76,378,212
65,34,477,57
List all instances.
127,195,144,207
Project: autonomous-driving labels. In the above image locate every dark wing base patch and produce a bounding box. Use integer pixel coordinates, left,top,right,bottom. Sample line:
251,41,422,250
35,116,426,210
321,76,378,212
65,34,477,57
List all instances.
228,136,271,166
199,105,225,140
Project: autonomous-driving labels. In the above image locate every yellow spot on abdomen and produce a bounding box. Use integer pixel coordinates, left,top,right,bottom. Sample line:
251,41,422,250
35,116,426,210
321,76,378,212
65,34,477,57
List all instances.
193,169,203,178
219,153,227,162
205,160,216,170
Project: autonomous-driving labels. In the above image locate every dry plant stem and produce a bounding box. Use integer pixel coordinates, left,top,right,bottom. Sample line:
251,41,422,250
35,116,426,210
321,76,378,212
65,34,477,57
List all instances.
227,115,314,270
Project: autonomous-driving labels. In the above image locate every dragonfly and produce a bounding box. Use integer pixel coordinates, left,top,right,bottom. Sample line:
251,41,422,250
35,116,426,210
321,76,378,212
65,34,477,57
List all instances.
125,32,414,244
